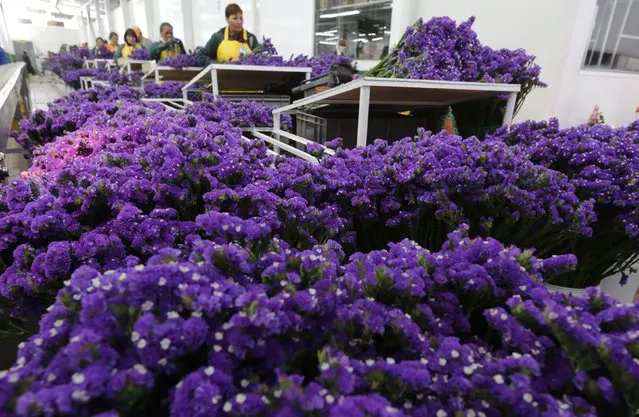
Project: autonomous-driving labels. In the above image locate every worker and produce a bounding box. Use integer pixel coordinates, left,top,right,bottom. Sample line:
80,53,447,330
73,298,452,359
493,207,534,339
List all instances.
197,3,259,65
114,28,142,63
106,32,119,52
132,25,152,49
149,22,186,61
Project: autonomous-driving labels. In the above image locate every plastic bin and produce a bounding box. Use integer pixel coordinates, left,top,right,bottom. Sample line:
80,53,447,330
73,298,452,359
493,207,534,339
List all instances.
296,112,328,145
294,109,434,149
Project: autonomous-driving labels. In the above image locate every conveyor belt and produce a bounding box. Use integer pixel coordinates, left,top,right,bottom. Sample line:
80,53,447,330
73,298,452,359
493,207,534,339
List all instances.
0,63,28,151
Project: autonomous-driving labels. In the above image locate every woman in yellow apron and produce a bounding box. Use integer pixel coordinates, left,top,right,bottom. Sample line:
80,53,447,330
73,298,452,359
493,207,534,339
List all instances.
149,22,186,61
114,29,143,64
197,3,260,66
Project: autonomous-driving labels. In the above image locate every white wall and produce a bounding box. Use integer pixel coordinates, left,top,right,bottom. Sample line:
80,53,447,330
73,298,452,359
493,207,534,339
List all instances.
412,0,584,123
554,0,639,127
190,0,257,49
258,0,314,57
7,24,84,54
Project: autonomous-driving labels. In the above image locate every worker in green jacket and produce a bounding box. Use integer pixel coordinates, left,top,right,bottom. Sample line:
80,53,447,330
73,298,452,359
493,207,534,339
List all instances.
197,3,259,66
149,22,186,61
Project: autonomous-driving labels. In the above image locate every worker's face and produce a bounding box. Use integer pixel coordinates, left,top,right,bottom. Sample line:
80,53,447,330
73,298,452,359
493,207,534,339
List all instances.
126,34,137,45
97,39,105,46
226,13,243,33
160,25,173,42
110,35,118,44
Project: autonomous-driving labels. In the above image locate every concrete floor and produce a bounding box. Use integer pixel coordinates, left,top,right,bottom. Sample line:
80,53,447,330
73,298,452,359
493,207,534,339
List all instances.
3,73,70,182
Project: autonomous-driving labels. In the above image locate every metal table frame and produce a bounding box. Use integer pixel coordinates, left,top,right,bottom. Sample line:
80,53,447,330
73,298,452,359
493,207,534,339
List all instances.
272,77,521,147
142,65,204,84
181,63,312,101
79,76,110,90
83,59,116,72
118,59,156,75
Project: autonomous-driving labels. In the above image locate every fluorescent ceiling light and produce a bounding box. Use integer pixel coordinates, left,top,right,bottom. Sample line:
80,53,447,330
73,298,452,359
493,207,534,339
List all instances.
384,30,391,35
315,32,335,37
319,41,337,46
352,38,368,43
320,10,360,19
372,37,383,41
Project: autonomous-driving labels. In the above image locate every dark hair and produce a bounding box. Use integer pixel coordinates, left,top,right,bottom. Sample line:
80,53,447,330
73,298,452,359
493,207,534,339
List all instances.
225,3,242,18
108,32,118,40
96,37,105,43
124,28,138,46
159,22,172,32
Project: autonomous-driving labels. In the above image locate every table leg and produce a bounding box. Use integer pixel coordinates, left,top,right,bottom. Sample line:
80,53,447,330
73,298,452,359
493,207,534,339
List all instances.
211,69,219,97
503,92,517,126
357,86,371,147
273,112,281,154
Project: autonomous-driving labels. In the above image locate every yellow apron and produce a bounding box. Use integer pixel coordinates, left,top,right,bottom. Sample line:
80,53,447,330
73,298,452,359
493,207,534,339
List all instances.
160,43,182,60
217,27,252,62
122,44,141,59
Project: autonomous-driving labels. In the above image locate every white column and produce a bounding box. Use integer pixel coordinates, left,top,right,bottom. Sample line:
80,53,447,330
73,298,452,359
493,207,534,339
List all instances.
95,0,106,38
81,9,92,44
0,2,13,54
252,0,260,38
122,0,133,29
105,0,114,35
181,0,194,50
86,5,97,42
389,0,419,47
144,0,159,40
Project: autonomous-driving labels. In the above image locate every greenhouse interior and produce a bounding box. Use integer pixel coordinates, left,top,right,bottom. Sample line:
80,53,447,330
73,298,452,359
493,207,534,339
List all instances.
1,0,639,415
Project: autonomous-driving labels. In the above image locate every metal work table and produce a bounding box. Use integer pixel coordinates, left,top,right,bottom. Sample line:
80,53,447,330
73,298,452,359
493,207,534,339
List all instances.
0,63,29,151
117,59,156,75
272,77,521,147
181,63,312,101
142,65,204,84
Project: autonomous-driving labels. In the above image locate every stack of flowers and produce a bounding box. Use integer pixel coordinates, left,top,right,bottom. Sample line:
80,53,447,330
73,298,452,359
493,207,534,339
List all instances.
91,44,115,59
60,68,101,89
95,70,142,86
143,81,188,98
1,225,638,416
130,48,151,60
42,53,84,77
232,38,355,77
159,51,201,69
186,94,293,130
367,17,545,114
2,23,639,416
487,119,639,287
12,86,143,156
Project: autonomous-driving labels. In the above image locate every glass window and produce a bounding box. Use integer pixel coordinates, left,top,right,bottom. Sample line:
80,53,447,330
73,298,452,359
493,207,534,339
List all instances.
584,0,639,72
314,0,392,60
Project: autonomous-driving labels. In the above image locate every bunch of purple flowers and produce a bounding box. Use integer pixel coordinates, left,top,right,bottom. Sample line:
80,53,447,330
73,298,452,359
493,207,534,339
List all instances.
129,48,151,61
91,44,115,59
42,53,84,77
186,95,293,130
1,225,638,416
143,81,188,98
158,51,201,69
367,17,545,115
12,86,143,156
487,119,639,287
231,38,355,77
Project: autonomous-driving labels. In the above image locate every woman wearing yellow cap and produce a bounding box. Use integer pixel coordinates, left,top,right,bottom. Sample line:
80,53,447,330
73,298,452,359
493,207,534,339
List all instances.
197,3,260,65
114,28,143,63
131,25,152,50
